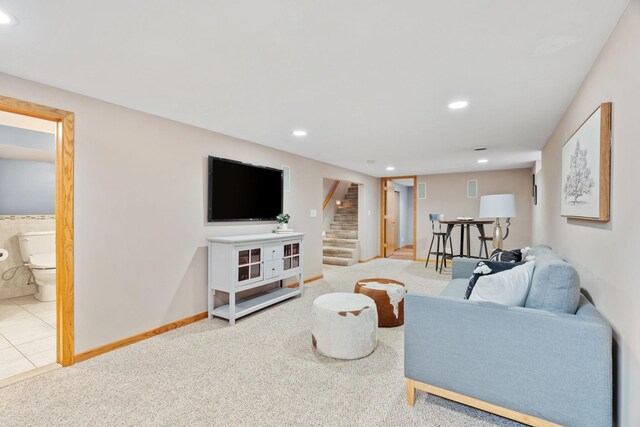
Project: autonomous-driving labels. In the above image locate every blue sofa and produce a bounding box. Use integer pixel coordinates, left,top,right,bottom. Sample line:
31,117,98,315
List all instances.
404,245,612,427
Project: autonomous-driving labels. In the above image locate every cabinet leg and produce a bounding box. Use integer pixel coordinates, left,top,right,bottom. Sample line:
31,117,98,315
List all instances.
208,288,214,319
229,291,236,326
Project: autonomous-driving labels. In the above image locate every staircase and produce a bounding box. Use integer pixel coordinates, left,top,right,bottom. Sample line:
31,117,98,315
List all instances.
323,183,359,266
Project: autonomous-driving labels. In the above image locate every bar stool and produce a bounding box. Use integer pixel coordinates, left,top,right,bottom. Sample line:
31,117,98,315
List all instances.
478,236,493,259
425,214,454,272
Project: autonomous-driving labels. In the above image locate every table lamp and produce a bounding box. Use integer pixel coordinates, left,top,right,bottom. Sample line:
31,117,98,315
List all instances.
479,194,517,249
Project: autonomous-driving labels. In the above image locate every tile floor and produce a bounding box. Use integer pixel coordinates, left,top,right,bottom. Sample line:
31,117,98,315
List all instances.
0,295,56,381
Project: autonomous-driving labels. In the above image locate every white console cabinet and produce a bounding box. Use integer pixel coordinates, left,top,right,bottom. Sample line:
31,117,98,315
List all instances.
207,233,305,325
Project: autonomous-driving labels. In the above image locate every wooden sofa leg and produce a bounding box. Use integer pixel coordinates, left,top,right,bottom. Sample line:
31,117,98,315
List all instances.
406,379,416,406
407,379,562,427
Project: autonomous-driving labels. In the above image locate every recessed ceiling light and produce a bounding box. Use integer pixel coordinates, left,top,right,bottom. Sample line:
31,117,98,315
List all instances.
386,166,395,171
478,159,488,164
292,130,307,137
0,9,16,25
448,101,469,110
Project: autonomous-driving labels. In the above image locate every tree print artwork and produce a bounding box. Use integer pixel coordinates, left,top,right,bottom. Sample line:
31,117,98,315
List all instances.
563,140,595,205
561,103,610,221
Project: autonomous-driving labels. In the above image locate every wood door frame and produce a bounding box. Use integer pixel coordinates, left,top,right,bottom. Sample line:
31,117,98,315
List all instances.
380,175,417,260
0,95,75,367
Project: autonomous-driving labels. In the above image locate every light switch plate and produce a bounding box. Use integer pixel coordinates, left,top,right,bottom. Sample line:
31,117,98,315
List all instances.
310,209,317,217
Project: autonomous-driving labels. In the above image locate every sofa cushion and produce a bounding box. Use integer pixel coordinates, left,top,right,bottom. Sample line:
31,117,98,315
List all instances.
489,248,524,263
465,260,524,299
528,245,554,258
525,257,580,314
439,278,469,299
469,261,534,306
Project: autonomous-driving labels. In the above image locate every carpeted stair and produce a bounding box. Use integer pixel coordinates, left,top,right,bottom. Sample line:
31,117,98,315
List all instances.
323,183,359,266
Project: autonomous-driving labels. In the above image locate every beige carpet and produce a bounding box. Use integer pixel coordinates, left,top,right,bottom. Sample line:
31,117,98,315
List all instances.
0,259,520,426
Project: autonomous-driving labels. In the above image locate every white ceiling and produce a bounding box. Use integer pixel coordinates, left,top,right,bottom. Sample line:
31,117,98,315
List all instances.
0,1,629,177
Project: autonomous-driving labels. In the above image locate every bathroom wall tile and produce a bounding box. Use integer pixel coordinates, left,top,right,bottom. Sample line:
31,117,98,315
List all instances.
0,347,36,381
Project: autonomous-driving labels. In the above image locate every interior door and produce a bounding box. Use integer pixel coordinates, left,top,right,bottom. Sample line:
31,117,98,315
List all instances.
385,181,399,256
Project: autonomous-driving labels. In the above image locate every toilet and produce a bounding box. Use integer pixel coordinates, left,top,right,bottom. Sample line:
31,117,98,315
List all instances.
18,231,56,302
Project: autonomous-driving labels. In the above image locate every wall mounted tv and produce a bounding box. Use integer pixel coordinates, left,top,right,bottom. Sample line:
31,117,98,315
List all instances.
208,156,283,222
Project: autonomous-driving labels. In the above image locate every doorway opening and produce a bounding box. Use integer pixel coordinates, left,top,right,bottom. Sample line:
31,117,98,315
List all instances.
380,176,416,260
322,178,360,266
0,96,75,379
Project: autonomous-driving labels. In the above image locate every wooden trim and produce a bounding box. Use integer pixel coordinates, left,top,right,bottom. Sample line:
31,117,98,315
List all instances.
599,102,611,222
382,174,417,180
322,180,341,210
75,312,208,363
358,256,381,263
406,379,561,427
412,176,417,261
0,96,75,367
380,176,418,260
379,179,385,256
287,275,323,288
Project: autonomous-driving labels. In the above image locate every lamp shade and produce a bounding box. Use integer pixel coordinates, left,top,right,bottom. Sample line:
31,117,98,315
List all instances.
479,194,517,218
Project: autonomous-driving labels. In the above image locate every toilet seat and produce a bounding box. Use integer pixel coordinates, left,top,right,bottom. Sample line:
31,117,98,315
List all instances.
29,253,56,270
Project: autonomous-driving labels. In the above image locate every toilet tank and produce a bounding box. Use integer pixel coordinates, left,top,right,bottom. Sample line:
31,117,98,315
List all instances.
18,231,55,263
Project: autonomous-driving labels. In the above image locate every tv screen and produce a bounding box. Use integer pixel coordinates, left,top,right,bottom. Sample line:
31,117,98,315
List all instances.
208,157,283,222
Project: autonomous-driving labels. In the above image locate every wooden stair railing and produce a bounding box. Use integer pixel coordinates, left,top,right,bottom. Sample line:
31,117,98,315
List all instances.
323,180,341,210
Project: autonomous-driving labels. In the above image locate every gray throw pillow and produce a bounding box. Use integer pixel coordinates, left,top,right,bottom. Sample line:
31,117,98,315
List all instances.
524,258,580,314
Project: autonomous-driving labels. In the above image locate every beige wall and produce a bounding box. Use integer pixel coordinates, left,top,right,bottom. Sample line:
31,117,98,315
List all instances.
416,168,533,260
533,2,640,425
0,73,380,353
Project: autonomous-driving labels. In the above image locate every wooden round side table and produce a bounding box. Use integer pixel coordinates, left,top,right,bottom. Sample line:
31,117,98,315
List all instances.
354,278,406,327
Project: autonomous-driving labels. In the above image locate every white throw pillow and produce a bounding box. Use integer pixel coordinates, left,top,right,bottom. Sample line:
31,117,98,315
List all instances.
469,261,535,306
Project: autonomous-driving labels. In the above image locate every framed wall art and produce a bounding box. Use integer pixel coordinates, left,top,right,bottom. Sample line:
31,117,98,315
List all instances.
561,102,611,221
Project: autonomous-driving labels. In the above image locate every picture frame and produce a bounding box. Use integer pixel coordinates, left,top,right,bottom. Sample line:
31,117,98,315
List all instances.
561,102,611,221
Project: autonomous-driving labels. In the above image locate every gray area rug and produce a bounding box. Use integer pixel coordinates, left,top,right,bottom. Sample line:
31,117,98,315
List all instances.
0,259,521,426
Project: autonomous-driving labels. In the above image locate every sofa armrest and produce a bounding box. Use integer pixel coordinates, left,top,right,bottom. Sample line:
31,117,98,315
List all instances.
404,294,612,426
451,257,482,279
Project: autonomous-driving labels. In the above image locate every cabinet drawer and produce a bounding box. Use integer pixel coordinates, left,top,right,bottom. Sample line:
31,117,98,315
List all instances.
264,259,282,279
264,244,284,261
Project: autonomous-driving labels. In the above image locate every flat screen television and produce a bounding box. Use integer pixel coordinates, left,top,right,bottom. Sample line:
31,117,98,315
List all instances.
208,156,283,222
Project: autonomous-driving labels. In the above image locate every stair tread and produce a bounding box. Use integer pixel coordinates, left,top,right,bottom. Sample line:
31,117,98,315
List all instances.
323,246,356,251
323,256,355,266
